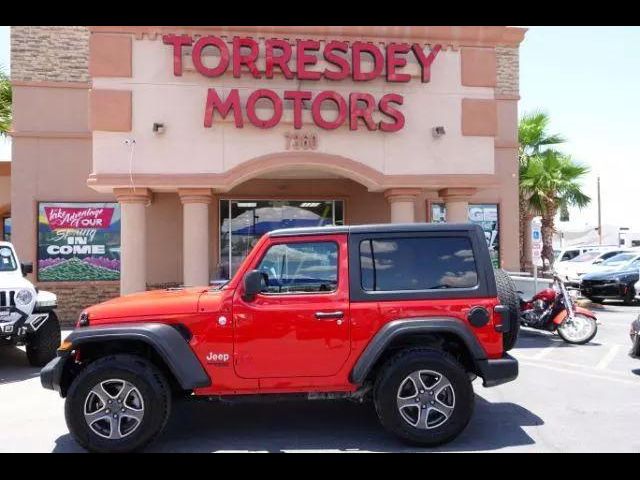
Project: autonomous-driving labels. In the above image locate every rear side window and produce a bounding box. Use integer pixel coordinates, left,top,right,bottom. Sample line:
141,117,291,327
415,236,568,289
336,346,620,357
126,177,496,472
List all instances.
359,237,478,291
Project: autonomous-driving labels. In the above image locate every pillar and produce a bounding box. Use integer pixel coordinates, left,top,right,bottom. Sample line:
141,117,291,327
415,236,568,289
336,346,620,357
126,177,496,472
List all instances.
178,188,213,287
438,188,477,223
384,189,421,223
114,188,152,295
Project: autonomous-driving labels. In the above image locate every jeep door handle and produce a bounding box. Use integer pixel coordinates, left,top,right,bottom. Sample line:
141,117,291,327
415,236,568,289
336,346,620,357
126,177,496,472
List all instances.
314,311,344,320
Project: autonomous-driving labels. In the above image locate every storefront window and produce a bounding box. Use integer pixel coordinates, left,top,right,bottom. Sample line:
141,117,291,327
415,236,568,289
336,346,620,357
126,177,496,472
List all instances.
218,200,344,279
2,217,10,242
430,203,500,267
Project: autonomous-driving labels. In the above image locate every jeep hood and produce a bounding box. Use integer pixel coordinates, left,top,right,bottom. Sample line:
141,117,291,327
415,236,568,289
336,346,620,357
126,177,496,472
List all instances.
86,287,212,320
1,271,35,291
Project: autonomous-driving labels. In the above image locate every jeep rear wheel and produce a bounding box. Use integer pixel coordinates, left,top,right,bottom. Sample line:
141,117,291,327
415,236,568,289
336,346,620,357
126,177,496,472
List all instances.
26,311,61,367
65,354,171,453
494,269,520,351
373,348,474,447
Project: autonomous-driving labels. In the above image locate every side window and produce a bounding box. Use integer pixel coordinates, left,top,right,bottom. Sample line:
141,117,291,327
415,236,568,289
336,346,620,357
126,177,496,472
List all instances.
562,250,579,261
601,251,620,260
256,241,338,294
360,237,478,291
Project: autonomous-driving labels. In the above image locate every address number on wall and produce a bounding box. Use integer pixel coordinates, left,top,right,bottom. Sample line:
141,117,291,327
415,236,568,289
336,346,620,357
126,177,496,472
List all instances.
285,132,318,151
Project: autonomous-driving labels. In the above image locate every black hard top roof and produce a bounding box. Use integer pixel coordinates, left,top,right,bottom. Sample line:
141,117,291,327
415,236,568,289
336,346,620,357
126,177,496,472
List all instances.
268,222,482,237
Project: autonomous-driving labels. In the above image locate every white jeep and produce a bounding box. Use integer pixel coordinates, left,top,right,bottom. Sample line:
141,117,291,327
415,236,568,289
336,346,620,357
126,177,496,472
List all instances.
0,241,61,366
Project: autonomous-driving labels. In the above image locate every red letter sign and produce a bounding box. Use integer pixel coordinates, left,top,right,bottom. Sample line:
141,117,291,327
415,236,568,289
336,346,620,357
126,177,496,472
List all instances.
192,36,230,77
162,34,192,76
265,39,294,79
386,43,411,83
204,88,243,128
323,41,350,80
312,91,348,130
349,93,377,131
412,44,442,83
246,89,283,129
233,37,261,78
296,39,322,80
378,93,405,132
284,90,312,129
352,42,384,81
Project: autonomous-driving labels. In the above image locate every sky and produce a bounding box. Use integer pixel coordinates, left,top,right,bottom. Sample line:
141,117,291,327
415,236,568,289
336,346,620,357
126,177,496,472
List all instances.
0,26,638,230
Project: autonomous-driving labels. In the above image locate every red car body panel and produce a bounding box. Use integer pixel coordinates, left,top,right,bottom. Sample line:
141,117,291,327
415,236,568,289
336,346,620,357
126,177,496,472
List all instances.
84,231,504,396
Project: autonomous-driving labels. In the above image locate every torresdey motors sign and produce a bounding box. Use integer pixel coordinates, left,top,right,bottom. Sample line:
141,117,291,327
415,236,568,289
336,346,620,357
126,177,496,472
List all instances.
37,203,121,282
162,35,442,132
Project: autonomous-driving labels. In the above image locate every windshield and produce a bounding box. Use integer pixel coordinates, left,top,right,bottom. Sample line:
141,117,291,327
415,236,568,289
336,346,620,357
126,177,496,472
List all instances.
570,251,602,262
601,253,637,266
0,246,18,272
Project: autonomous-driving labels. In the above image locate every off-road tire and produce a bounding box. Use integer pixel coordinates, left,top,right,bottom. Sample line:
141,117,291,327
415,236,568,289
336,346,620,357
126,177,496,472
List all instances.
373,348,474,447
65,354,171,453
25,311,61,367
494,269,520,351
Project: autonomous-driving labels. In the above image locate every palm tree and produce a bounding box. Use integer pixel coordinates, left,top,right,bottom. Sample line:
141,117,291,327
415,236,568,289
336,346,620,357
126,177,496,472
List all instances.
520,150,591,268
0,66,11,137
518,110,566,271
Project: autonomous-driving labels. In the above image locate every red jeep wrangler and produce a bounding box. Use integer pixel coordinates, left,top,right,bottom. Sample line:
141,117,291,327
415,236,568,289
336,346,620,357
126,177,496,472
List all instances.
41,223,519,452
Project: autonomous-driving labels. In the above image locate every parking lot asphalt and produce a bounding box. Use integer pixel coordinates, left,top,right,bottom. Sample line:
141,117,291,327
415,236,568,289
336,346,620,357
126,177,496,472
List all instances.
1,302,639,453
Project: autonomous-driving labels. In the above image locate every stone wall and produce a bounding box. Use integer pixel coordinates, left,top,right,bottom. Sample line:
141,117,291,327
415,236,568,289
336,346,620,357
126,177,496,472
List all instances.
10,26,90,82
37,282,120,327
36,281,189,327
496,46,519,97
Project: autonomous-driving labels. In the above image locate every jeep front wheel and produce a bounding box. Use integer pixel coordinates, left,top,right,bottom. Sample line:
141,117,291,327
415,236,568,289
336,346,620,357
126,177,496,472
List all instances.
65,354,171,453
373,348,474,447
26,311,61,367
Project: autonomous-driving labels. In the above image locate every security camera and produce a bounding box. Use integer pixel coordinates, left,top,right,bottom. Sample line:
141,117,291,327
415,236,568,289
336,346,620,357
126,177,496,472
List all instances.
153,123,165,134
432,126,446,137
123,138,136,145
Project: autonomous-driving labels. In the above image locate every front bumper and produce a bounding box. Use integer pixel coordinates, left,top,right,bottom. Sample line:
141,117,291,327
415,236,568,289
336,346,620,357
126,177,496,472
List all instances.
581,282,627,299
476,353,518,387
40,350,70,395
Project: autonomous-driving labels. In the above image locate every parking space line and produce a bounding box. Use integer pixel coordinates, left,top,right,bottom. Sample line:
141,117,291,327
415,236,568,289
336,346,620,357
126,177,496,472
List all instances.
595,345,622,370
514,353,634,378
531,342,562,360
518,360,640,387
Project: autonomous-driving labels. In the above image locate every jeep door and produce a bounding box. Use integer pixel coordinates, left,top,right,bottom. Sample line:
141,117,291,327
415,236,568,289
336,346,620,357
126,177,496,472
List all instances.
232,234,351,379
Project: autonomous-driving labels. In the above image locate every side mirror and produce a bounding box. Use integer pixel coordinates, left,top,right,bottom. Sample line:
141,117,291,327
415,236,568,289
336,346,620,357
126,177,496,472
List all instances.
21,262,33,276
243,269,267,301
593,259,602,264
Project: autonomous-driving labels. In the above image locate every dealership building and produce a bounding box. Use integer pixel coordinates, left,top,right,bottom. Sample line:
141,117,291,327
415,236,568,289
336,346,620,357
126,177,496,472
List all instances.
9,26,526,323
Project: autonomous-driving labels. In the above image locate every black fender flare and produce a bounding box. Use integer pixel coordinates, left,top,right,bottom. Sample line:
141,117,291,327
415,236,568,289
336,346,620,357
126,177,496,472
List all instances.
349,318,488,385
63,323,211,390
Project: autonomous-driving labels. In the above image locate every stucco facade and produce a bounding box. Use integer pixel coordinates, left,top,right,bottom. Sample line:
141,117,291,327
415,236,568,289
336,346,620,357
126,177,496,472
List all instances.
10,26,526,324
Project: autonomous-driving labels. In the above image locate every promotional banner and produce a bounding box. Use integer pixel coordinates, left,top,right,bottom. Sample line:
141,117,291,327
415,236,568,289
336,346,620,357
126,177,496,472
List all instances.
37,202,121,281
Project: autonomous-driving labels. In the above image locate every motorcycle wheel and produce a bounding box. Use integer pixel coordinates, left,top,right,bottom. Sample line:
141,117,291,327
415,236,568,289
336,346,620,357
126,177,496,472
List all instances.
557,313,597,344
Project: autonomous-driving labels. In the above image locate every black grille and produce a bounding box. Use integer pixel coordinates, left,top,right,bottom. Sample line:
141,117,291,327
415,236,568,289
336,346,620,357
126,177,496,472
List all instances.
0,291,15,307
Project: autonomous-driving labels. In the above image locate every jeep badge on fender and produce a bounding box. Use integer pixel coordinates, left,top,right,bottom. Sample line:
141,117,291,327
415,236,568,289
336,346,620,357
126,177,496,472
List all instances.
40,223,519,453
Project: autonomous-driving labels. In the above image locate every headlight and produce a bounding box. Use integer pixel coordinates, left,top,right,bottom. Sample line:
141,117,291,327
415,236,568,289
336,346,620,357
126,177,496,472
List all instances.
15,289,34,306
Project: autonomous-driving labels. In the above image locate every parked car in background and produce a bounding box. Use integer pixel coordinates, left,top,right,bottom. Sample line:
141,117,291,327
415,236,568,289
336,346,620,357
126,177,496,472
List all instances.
552,245,614,271
555,248,627,286
580,252,640,305
635,278,640,301
0,242,61,366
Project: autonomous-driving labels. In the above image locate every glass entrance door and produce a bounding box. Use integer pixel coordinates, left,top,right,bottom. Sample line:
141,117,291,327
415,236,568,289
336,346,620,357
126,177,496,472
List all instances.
218,200,344,279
